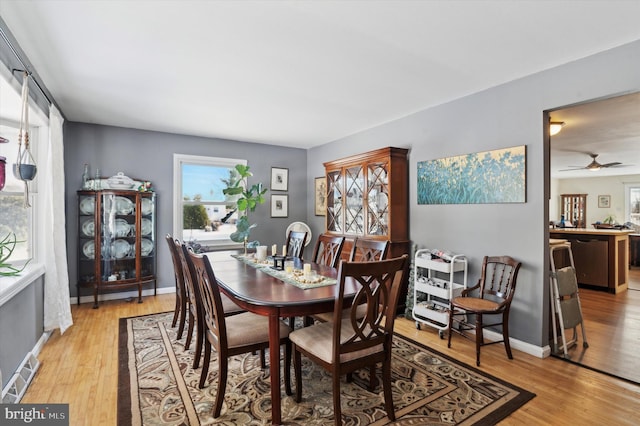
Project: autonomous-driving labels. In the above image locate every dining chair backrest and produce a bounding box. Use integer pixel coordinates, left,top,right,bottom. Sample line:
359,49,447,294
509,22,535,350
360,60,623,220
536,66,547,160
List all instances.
477,255,521,305
349,238,390,262
176,240,202,325
332,255,409,359
311,234,345,268
184,248,228,349
286,230,308,259
165,234,187,330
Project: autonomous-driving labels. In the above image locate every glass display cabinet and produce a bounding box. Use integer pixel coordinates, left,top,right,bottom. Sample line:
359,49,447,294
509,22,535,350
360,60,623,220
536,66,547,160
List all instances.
77,190,156,308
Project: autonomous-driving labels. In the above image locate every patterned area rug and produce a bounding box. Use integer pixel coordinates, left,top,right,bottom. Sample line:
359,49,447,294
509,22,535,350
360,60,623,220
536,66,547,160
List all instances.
118,312,534,425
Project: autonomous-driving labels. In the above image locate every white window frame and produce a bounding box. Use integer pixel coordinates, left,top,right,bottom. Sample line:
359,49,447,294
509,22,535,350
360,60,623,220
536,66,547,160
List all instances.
173,154,246,250
624,182,640,227
0,119,39,266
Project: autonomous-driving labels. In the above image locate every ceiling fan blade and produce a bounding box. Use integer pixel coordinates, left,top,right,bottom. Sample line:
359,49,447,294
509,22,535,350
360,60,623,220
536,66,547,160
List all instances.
600,162,622,168
558,167,586,171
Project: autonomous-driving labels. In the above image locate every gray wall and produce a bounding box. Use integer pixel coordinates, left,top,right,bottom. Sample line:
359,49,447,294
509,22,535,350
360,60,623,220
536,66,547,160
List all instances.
0,275,44,390
63,123,307,298
306,39,640,349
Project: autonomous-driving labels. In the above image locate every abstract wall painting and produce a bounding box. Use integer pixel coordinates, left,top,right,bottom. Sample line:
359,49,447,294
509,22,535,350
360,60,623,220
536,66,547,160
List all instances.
417,145,526,204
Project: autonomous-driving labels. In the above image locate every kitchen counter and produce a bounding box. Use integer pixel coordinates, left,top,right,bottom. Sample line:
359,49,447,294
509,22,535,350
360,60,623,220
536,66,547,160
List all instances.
550,229,631,293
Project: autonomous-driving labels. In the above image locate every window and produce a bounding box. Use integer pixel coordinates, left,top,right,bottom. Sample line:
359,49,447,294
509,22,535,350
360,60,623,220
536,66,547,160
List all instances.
0,121,37,264
625,183,640,228
173,154,246,250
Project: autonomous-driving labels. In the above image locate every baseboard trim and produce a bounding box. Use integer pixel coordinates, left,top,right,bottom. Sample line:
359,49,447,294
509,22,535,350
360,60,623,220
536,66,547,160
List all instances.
482,329,550,358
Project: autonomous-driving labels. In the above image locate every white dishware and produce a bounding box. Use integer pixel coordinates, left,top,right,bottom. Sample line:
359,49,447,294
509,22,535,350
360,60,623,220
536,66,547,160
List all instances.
140,198,153,215
115,196,134,215
111,239,131,259
114,218,131,237
107,172,136,190
140,218,152,236
83,240,95,259
79,197,95,215
82,219,95,237
141,238,154,256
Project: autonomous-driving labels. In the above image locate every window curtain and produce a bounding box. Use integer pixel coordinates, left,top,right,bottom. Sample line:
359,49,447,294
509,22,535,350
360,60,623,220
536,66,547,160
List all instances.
43,105,73,334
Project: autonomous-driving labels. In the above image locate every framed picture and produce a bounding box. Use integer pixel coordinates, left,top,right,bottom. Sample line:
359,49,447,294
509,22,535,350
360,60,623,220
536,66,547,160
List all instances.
271,194,288,217
271,167,288,191
314,177,327,216
598,195,611,208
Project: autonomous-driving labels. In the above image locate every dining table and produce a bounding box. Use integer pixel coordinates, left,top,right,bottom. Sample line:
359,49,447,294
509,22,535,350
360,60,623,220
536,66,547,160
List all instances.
205,250,359,425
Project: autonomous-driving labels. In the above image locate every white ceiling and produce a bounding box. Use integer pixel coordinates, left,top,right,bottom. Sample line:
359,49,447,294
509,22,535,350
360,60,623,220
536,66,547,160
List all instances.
1,1,639,175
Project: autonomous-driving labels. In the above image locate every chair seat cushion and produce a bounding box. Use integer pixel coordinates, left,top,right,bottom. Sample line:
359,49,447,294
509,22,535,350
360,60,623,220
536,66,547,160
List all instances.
225,312,290,348
451,297,500,312
313,303,368,323
221,293,244,315
289,318,382,363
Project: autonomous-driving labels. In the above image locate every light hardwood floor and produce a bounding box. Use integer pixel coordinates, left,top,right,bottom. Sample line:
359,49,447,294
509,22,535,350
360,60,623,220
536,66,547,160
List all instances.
23,294,639,425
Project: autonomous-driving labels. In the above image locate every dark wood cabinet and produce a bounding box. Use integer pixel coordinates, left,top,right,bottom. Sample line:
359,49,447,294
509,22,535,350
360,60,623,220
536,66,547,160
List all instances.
77,190,157,308
324,147,410,310
560,194,587,228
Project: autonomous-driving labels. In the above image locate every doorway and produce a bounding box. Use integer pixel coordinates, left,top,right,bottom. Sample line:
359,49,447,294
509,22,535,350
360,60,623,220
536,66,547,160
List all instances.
545,91,640,385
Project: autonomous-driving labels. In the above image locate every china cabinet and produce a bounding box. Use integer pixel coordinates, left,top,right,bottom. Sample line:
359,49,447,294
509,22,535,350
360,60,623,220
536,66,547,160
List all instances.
324,146,410,310
560,194,587,228
77,190,156,308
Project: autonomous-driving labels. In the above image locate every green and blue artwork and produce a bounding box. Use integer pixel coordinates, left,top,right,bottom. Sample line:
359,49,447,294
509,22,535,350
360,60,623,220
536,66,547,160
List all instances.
417,145,526,204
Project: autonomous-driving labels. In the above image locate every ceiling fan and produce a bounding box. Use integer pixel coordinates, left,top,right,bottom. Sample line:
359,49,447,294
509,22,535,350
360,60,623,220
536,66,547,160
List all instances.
560,153,623,172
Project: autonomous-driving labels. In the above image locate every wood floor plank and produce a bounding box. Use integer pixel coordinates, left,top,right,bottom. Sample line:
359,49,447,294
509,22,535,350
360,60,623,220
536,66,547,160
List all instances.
21,285,640,425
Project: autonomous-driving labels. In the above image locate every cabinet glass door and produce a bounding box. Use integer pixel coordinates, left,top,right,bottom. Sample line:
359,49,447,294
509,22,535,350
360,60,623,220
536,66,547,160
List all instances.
366,161,389,236
101,192,136,282
139,193,156,279
326,170,343,233
78,194,97,285
345,165,364,234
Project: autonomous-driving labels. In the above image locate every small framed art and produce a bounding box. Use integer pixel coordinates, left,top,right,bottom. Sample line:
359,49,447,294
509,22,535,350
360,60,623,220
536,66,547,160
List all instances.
271,167,288,191
598,195,611,208
271,194,288,217
315,177,326,216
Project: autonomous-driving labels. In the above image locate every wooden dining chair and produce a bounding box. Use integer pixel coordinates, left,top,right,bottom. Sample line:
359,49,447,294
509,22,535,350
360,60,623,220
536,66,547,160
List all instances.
175,241,245,369
165,234,187,339
185,249,294,418
311,234,345,268
447,255,522,366
349,238,389,262
290,255,409,425
286,230,308,259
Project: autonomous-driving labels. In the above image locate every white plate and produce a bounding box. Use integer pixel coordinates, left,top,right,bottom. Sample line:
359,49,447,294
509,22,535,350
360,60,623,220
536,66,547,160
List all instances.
140,218,152,236
114,218,131,237
115,196,134,215
111,239,131,259
141,198,153,215
82,219,95,237
141,238,154,256
79,197,95,215
83,240,95,259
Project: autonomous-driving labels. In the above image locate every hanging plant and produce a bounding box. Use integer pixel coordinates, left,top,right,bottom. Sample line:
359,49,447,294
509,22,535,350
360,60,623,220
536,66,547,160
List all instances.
13,72,38,207
0,233,30,276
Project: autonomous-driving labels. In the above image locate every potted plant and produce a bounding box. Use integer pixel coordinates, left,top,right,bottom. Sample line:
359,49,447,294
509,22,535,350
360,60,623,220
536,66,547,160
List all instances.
222,164,268,253
0,233,29,276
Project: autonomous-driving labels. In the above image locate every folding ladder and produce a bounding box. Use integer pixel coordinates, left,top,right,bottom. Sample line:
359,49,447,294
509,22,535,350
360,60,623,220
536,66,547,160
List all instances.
549,241,589,358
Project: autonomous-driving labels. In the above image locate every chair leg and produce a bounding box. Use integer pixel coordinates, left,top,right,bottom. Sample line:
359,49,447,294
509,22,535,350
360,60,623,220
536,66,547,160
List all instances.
284,342,292,396
447,307,455,348
503,311,513,359
176,298,187,340
294,348,303,403
185,310,194,350
260,348,266,369
475,315,483,366
213,351,228,418
369,365,377,391
193,317,203,369
382,358,395,421
332,369,342,426
199,340,212,389
171,295,180,327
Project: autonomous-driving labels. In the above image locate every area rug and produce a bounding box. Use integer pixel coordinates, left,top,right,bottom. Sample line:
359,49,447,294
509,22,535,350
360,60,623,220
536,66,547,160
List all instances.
118,312,534,425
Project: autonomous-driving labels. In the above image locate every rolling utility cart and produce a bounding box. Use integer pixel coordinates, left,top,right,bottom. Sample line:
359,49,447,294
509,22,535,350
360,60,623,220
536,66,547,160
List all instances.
549,241,588,358
413,249,468,338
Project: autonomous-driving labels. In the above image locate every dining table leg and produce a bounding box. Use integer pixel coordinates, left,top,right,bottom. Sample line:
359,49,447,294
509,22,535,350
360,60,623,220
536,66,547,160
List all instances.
269,313,282,425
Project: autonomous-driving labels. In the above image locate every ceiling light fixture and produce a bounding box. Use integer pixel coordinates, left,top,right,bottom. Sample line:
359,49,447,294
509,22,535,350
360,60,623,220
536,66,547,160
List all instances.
549,121,565,136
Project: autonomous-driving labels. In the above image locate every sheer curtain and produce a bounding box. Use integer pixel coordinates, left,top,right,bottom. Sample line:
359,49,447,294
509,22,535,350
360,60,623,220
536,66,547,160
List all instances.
43,105,73,333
